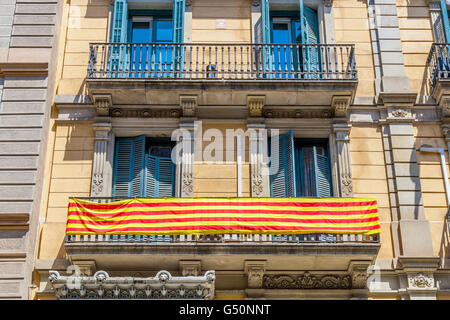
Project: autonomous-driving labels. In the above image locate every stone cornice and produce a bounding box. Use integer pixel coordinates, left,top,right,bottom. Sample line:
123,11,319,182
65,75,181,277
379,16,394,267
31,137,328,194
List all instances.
0,62,48,77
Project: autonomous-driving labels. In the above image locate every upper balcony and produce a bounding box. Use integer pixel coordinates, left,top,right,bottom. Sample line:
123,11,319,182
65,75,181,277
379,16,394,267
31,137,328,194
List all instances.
86,42,358,111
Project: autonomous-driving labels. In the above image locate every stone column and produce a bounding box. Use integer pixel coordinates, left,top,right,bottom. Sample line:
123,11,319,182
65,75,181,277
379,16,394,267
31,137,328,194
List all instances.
333,123,353,197
90,122,114,197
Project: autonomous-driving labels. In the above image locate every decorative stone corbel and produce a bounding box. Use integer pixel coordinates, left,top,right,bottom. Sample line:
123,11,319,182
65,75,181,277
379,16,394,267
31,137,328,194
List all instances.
93,94,112,117
439,95,450,118
91,122,114,197
185,0,192,7
244,261,266,289
180,95,197,118
333,123,353,197
247,95,265,118
176,122,195,198
347,261,371,290
332,95,351,118
72,260,97,276
179,260,202,277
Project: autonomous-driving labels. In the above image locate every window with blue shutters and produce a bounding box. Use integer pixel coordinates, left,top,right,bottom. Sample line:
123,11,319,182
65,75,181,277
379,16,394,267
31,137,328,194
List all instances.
112,137,175,198
270,135,332,198
263,3,320,79
110,0,185,78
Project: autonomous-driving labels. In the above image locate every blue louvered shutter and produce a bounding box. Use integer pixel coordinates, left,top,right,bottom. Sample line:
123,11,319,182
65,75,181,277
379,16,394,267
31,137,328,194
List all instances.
270,130,296,198
440,0,450,42
144,155,175,197
303,7,320,78
144,154,174,242
261,0,273,77
112,136,145,197
110,0,129,77
313,146,332,197
172,0,185,77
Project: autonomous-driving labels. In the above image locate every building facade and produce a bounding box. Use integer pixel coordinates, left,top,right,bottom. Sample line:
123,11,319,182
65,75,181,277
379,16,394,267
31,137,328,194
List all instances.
0,0,62,299
28,0,450,299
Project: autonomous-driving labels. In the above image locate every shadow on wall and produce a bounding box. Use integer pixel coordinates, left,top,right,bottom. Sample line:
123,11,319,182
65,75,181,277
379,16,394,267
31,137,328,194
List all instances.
63,123,94,162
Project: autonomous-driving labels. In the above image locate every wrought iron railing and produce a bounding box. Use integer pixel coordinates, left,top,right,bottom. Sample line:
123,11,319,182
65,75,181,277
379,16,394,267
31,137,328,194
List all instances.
428,43,450,88
87,43,357,81
65,197,379,245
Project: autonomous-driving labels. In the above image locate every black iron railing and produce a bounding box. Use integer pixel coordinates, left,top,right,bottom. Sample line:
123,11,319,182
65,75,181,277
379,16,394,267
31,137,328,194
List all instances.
65,197,379,245
428,43,450,88
87,43,357,81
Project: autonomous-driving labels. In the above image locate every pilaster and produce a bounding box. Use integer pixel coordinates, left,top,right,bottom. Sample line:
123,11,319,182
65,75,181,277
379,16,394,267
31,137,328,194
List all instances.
177,121,195,198
248,122,270,198
90,122,114,197
333,123,353,197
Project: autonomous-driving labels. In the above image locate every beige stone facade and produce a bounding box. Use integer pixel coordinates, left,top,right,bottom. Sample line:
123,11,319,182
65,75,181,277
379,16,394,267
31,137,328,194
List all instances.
27,0,450,300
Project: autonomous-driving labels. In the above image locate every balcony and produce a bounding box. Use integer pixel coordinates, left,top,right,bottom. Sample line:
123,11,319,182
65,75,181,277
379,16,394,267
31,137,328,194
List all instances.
64,197,380,273
428,43,450,105
86,43,358,116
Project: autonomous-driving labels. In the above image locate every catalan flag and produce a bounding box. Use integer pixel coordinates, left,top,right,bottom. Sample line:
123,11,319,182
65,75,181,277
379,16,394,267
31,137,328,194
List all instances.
66,197,381,236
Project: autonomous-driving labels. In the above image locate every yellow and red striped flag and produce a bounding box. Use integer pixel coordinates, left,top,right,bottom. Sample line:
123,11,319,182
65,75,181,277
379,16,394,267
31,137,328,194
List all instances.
66,197,381,236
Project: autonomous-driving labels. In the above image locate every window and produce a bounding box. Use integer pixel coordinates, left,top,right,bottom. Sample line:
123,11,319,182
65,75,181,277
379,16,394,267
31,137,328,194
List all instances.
260,0,321,78
112,136,176,198
270,131,332,198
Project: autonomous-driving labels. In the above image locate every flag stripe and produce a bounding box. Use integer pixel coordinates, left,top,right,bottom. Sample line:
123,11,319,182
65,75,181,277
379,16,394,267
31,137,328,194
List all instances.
66,197,381,236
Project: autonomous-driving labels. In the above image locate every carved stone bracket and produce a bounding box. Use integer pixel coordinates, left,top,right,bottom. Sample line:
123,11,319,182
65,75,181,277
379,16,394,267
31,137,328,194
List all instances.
180,95,198,118
332,95,351,118
439,95,450,118
72,260,97,276
93,94,112,117
333,123,353,197
347,261,371,290
247,95,265,118
185,0,192,7
177,122,195,198
180,260,202,277
245,261,267,289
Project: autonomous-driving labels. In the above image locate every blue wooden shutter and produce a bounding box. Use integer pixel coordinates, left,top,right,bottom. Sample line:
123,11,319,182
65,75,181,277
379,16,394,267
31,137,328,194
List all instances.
270,130,296,198
303,7,320,77
144,154,174,242
112,136,145,197
313,146,331,197
144,155,175,197
111,0,129,77
172,0,185,77
261,0,273,77
440,0,450,42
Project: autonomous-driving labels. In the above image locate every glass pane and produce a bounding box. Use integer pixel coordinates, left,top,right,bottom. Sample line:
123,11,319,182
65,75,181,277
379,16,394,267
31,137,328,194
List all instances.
300,147,316,197
155,19,173,42
131,21,151,43
293,20,302,43
272,22,291,44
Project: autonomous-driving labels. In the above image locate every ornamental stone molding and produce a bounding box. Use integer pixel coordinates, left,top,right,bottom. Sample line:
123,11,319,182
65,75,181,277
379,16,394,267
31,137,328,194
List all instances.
407,273,434,289
48,270,215,300
347,261,371,290
263,272,352,290
92,94,112,117
245,261,267,289
248,124,270,197
391,108,409,118
109,108,181,118
263,109,332,119
331,95,351,118
180,95,198,117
